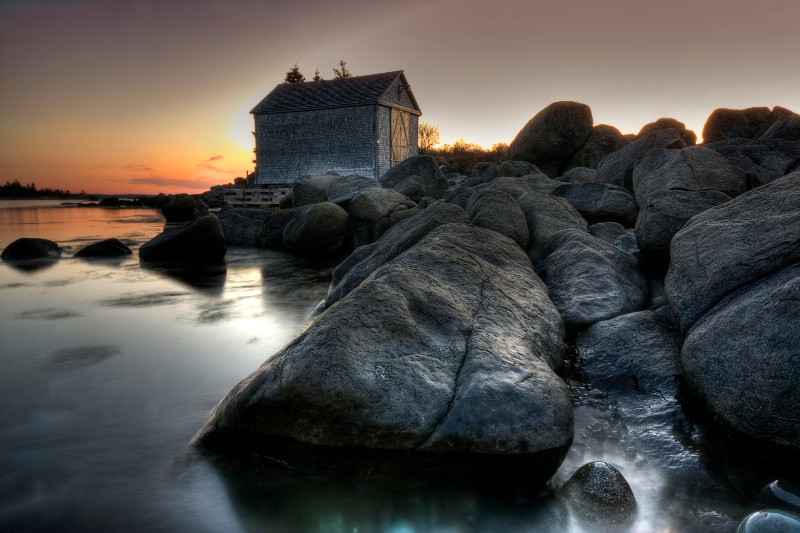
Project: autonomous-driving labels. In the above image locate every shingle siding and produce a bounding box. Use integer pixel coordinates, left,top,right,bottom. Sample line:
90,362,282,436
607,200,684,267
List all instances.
255,106,376,184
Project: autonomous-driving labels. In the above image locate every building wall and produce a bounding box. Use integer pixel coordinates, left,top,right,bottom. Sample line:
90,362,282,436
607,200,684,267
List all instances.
254,106,377,184
377,106,392,178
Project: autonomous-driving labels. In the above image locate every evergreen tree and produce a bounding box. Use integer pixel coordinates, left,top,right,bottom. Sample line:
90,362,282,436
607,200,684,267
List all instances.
332,60,352,78
312,68,322,81
284,64,305,83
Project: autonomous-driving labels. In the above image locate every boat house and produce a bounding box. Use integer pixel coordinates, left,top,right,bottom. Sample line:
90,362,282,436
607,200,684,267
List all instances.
251,71,421,185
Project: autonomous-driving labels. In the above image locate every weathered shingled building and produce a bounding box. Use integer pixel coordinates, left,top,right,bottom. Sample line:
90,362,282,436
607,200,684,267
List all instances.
251,71,421,185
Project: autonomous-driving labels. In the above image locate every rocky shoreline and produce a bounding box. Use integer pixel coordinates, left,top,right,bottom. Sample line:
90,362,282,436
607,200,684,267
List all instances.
3,102,799,530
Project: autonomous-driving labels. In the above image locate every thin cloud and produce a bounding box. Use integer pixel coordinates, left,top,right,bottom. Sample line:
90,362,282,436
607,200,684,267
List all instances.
198,155,224,169
105,176,212,190
123,164,155,172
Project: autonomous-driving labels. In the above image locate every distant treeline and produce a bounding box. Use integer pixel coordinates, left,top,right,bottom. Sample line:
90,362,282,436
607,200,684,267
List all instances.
0,180,87,199
424,140,509,175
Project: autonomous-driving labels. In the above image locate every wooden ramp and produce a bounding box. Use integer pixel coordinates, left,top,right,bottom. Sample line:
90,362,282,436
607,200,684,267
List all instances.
223,187,291,207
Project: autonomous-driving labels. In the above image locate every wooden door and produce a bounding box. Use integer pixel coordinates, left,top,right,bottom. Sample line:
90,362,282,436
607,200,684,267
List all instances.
391,108,409,166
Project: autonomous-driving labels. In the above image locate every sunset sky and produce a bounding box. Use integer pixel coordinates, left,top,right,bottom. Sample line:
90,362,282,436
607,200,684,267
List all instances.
1,0,798,195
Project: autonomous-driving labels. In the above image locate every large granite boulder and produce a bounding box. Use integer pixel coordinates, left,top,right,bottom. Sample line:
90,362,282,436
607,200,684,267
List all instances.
564,124,628,171
193,224,573,484
637,118,697,145
347,188,419,248
596,129,687,191
1,238,61,261
632,146,748,206
551,182,639,227
139,215,226,263
680,262,800,449
665,172,800,334
378,155,449,200
465,189,529,248
392,175,425,203
282,202,349,256
634,189,731,276
292,173,341,207
702,107,773,143
517,191,588,269
558,167,597,184
325,174,380,206
74,238,132,258
161,195,208,223
327,202,470,306
759,106,800,143
216,208,271,246
540,228,648,330
506,101,593,177
257,208,302,249
705,137,800,188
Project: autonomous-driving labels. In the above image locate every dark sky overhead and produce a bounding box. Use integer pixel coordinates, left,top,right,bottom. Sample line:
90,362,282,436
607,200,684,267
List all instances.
1,0,798,194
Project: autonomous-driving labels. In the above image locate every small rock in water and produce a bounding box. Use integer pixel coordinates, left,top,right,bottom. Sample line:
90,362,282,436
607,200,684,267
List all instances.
2,237,61,261
760,480,800,515
561,461,636,529
737,509,800,533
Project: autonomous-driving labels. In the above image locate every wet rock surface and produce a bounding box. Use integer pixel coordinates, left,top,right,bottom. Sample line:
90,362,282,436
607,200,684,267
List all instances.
74,238,132,257
194,224,572,484
2,237,62,261
736,510,800,533
139,215,227,263
561,461,637,529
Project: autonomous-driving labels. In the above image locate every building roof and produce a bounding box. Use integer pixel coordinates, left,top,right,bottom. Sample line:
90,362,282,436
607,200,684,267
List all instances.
250,70,420,115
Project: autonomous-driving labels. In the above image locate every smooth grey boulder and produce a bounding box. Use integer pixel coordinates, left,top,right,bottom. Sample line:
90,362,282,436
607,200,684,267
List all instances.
702,107,773,143
540,228,648,330
681,263,800,449
484,177,534,199
216,208,271,246
558,167,597,184
632,146,748,207
282,202,349,256
637,117,697,145
347,188,419,247
759,106,800,143
497,160,544,178
327,202,470,307
551,183,639,227
330,242,379,287
74,238,132,258
706,137,800,188
634,189,730,276
193,224,572,483
564,124,628,171
517,191,588,269
507,101,593,177
2,237,61,261
589,222,639,255
577,311,680,398
292,173,340,207
665,172,800,334
325,174,380,206
596,129,687,191
392,175,425,203
379,155,449,199
561,461,637,530
139,215,226,263
161,195,208,223
737,510,800,533
257,208,302,248
442,186,474,210
465,189,529,249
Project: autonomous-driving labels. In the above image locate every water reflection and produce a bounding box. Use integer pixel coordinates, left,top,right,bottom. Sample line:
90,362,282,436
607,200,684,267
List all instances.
44,345,121,371
140,261,228,294
1,258,59,272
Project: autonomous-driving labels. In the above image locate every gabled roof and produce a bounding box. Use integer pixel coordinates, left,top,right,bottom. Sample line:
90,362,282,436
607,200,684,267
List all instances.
250,70,420,115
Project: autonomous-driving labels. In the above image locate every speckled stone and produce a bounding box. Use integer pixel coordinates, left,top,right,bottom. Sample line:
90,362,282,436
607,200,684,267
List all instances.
760,480,800,515
737,509,800,533
562,461,637,528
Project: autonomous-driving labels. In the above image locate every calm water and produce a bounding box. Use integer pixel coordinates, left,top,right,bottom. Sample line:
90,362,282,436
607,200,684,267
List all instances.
0,200,779,532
